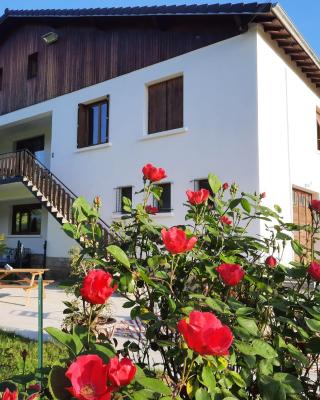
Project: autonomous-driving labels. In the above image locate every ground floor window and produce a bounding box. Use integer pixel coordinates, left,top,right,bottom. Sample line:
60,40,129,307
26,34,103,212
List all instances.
12,204,42,235
115,186,133,214
153,183,172,213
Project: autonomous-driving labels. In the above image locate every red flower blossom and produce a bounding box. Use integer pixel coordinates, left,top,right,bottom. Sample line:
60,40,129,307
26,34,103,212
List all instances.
310,199,320,212
142,163,167,182
145,205,158,214
216,263,245,286
2,390,17,400
81,270,117,305
186,189,210,205
222,182,229,191
260,192,266,199
106,357,136,390
161,227,197,254
178,311,233,356
308,261,320,282
28,384,41,392
220,215,232,225
66,355,112,400
265,256,277,268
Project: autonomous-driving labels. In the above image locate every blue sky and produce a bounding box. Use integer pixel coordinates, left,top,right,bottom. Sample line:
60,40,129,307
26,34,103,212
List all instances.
0,0,319,56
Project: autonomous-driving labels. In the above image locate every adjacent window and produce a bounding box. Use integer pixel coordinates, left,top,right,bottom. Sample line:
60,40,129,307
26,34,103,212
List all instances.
0,68,3,91
27,52,38,79
77,98,110,148
115,186,133,213
196,179,211,192
12,204,42,235
153,183,172,213
148,76,183,134
317,108,320,151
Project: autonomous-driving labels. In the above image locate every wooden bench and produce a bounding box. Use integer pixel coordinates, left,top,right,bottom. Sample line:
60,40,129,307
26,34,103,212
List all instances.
0,269,53,303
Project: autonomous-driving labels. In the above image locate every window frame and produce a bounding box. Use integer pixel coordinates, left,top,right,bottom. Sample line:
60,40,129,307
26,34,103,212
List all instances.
77,97,110,149
12,204,42,235
153,183,172,213
27,52,38,80
115,186,133,214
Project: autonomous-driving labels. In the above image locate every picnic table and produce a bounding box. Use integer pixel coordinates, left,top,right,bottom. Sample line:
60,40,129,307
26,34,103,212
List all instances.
0,268,53,299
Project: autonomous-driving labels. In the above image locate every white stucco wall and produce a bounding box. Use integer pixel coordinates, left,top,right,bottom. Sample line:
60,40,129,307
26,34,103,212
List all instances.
256,27,320,258
0,28,261,258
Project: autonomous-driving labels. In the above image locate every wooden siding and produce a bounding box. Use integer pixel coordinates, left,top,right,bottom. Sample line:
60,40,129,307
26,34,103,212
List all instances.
0,17,241,115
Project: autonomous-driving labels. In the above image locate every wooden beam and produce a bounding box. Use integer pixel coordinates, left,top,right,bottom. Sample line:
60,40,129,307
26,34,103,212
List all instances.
277,39,297,47
302,67,319,73
284,47,304,54
262,20,283,29
296,60,314,66
291,54,310,61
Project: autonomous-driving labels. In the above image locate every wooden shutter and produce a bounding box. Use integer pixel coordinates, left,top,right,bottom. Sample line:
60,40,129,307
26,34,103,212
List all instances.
167,76,183,131
77,104,89,148
148,76,183,134
148,81,167,134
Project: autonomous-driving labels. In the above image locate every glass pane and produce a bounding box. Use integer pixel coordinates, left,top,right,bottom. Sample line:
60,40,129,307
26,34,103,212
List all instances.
30,209,41,234
90,105,100,145
20,212,29,233
100,102,108,144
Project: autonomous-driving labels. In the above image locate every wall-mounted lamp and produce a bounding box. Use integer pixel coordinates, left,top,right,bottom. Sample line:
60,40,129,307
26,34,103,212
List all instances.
41,32,59,45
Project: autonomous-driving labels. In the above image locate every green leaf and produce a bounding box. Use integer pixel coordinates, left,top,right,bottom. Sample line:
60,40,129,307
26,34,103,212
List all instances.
107,245,130,269
45,327,77,355
195,388,211,400
287,344,308,366
291,240,304,256
305,318,320,332
202,365,216,391
90,343,115,362
237,317,259,336
235,342,256,356
273,373,303,395
48,365,71,400
241,198,251,213
206,297,231,314
208,174,221,194
252,340,278,359
306,337,320,354
132,390,154,400
228,370,245,387
137,377,171,395
258,376,286,400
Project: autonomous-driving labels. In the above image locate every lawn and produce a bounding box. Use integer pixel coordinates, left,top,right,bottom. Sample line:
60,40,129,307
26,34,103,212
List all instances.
0,329,68,382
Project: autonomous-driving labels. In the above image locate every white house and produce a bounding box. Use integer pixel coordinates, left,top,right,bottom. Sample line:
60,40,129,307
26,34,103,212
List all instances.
0,3,319,277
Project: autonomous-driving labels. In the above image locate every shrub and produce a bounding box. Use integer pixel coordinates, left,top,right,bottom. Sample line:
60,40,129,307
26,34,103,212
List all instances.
1,166,320,400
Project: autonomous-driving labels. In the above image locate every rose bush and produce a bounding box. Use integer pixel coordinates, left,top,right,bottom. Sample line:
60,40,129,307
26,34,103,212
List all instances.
1,165,320,399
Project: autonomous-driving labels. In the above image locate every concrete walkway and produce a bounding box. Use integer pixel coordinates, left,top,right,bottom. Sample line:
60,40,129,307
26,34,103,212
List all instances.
0,284,130,341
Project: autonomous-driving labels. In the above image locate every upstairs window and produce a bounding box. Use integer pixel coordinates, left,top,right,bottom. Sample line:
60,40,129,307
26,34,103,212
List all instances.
27,52,38,79
0,68,3,91
148,76,183,134
77,98,110,148
317,108,320,151
12,204,42,235
115,186,133,214
153,183,172,213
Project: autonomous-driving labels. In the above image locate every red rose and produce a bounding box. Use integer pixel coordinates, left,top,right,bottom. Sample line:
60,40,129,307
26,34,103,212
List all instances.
310,200,320,212
260,192,266,199
66,355,112,400
161,227,197,254
222,182,229,191
308,261,320,282
186,189,210,205
145,205,158,214
216,263,245,286
142,163,167,182
220,215,232,225
81,270,117,305
2,389,18,400
178,311,233,356
106,357,136,390
265,256,277,268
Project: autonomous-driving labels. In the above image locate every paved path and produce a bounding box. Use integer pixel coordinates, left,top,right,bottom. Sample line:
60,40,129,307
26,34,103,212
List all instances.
0,284,130,341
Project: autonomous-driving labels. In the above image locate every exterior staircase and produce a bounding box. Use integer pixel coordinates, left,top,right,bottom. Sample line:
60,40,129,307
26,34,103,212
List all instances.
0,149,111,244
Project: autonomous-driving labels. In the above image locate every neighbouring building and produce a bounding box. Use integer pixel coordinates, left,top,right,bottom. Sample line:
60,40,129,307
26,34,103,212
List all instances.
0,3,319,277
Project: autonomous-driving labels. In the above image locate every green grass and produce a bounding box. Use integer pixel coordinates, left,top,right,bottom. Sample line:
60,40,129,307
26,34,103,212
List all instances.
0,330,68,382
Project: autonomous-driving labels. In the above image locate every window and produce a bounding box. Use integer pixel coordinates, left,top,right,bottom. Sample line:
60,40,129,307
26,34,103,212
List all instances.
196,179,211,193
0,68,3,91
153,183,172,213
27,52,38,79
12,204,42,235
16,135,45,164
77,98,110,148
148,76,183,134
115,186,133,213
317,108,320,151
